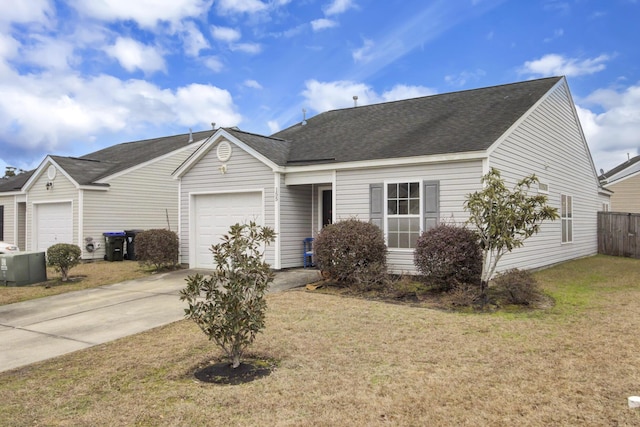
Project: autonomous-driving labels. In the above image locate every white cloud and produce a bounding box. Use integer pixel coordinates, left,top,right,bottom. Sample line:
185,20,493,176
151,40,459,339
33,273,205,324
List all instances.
216,0,267,14
0,0,53,28
70,0,212,27
311,18,338,31
576,84,640,172
352,39,375,63
244,79,263,89
106,37,166,74
21,36,77,71
203,56,224,72
267,120,280,133
230,43,262,54
0,69,241,169
180,21,209,56
544,28,564,43
520,53,611,77
211,26,241,43
323,0,355,16
302,79,436,113
0,34,20,61
445,69,487,87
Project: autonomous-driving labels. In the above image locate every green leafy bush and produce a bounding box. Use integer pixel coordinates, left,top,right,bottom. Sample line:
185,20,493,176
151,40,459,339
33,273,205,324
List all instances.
180,222,276,369
492,268,540,305
135,229,179,271
314,218,388,289
413,224,482,290
47,243,81,281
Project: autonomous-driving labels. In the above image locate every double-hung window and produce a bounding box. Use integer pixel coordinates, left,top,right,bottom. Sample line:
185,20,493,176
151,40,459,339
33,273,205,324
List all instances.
561,194,573,243
387,182,421,249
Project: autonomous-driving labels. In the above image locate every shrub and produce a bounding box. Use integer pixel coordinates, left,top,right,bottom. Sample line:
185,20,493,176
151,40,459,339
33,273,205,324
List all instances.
47,243,81,281
180,222,276,369
492,268,540,305
413,224,482,291
314,218,388,290
135,229,179,271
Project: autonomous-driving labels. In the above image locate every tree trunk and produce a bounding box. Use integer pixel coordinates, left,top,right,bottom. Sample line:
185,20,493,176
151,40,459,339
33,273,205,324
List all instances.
231,353,241,369
480,279,489,307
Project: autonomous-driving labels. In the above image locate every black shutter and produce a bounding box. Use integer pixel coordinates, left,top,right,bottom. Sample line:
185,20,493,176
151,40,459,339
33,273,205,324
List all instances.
0,205,4,241
369,183,384,230
423,181,439,231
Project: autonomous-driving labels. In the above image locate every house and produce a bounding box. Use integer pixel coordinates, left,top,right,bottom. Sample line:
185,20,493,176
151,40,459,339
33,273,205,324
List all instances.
174,76,609,274
0,130,213,259
599,154,640,213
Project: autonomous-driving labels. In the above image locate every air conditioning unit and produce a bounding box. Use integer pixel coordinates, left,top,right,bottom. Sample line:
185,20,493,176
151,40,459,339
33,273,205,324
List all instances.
0,252,47,286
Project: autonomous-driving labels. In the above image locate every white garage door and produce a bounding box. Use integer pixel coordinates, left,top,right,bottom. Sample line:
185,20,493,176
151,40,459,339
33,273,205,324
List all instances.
193,192,263,268
35,202,73,252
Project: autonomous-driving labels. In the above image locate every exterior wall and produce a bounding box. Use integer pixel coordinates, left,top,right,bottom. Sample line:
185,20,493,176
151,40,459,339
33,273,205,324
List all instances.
179,142,276,266
335,160,484,273
606,173,640,213
0,195,15,244
279,182,313,268
26,169,78,250
489,81,602,271
17,202,26,250
82,145,198,260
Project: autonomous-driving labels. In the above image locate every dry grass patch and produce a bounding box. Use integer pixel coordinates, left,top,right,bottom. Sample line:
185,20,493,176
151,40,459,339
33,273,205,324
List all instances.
0,260,153,305
1,255,640,426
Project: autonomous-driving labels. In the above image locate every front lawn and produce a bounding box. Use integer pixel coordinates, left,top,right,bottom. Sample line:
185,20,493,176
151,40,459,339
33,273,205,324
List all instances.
1,255,639,426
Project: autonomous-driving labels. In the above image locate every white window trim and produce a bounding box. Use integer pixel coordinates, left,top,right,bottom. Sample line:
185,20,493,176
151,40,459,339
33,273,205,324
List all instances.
384,179,423,251
561,194,573,244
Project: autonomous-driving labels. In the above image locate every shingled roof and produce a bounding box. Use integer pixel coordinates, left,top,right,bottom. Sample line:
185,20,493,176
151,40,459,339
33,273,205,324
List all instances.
0,130,214,192
599,154,640,182
272,76,562,165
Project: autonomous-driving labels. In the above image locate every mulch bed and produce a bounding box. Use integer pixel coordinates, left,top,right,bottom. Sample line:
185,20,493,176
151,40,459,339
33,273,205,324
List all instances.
194,359,273,385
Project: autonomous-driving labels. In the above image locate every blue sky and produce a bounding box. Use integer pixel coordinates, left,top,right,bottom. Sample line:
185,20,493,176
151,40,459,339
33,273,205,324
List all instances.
1,0,638,175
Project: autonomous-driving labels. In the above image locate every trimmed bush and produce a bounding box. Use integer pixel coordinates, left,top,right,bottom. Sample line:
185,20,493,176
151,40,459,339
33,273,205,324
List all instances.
135,229,179,271
413,224,482,290
314,218,388,289
47,243,81,281
492,268,540,305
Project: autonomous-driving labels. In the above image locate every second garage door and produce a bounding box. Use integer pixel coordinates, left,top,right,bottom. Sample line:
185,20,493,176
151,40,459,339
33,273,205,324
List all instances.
35,202,73,252
193,192,263,269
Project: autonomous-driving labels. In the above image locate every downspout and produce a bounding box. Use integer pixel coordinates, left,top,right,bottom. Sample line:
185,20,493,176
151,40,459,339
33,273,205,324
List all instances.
274,173,281,269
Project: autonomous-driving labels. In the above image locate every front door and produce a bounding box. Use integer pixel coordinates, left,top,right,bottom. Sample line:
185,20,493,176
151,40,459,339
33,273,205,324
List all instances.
320,188,332,229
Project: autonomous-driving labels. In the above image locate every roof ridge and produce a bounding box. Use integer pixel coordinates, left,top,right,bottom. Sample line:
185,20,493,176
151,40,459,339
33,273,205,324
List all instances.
225,127,288,142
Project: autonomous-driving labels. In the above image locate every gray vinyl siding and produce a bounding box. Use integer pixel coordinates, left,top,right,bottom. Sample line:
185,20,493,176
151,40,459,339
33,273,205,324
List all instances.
335,160,484,274
26,170,78,250
489,80,601,272
179,143,276,266
279,181,313,268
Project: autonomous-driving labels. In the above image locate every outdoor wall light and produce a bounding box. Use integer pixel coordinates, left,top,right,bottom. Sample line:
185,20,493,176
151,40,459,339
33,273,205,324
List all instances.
45,181,53,190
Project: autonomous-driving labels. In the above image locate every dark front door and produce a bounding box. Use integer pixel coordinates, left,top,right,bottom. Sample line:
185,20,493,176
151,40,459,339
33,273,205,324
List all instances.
322,190,332,228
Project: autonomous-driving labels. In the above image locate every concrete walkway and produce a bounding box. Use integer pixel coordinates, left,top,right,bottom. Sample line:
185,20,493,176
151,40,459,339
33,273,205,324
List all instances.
0,268,319,373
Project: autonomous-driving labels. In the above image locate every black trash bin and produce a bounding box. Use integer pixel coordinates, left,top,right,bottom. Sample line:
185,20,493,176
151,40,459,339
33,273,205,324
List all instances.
124,229,143,261
103,232,126,261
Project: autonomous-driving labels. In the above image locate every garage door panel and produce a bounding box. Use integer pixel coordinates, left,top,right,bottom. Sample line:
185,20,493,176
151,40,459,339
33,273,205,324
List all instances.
194,192,262,269
36,202,73,252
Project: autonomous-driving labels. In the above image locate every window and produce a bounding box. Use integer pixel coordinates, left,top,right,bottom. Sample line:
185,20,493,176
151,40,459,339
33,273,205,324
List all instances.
561,194,573,243
538,182,549,194
602,202,609,212
387,182,421,249
370,181,439,249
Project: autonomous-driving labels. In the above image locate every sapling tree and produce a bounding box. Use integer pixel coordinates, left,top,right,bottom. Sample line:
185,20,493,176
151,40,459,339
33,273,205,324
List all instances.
464,168,559,301
180,222,276,369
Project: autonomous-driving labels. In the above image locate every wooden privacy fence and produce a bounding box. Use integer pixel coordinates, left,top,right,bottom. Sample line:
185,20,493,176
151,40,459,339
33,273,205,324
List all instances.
598,212,640,258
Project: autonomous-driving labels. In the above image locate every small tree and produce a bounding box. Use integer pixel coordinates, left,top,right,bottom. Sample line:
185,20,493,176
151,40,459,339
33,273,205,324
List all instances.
464,168,559,301
180,222,276,369
47,243,81,281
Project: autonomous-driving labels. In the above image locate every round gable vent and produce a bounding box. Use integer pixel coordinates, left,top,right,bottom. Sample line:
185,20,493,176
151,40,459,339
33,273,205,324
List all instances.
217,140,232,162
47,165,57,180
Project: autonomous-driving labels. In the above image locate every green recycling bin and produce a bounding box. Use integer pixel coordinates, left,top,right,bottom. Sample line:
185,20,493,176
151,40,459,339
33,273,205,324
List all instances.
103,232,126,261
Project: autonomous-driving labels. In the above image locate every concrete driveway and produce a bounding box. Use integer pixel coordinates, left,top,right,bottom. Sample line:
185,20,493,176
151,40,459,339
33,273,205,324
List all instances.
0,268,319,373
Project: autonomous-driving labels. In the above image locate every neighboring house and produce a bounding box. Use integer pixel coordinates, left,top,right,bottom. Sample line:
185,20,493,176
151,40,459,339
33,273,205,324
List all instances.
599,154,640,213
174,76,608,274
0,130,212,259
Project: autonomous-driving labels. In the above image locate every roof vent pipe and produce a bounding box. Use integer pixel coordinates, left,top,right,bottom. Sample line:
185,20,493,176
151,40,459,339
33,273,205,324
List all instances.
188,128,193,143
211,122,216,130
353,95,358,107
301,108,307,126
